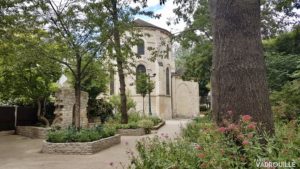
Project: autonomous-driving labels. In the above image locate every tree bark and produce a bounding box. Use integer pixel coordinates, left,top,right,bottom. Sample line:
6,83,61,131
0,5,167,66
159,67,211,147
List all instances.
37,98,50,127
210,0,274,133
111,0,128,124
74,53,82,129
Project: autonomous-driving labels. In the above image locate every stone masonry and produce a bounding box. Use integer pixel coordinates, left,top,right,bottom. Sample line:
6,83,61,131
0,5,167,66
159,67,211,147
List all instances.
52,85,88,129
42,134,121,155
16,126,50,139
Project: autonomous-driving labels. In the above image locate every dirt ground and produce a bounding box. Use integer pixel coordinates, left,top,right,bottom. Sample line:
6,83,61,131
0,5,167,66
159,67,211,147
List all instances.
0,120,189,169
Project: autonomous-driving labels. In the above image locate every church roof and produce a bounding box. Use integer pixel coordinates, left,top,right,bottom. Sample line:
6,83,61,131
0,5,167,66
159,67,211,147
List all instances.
134,19,171,36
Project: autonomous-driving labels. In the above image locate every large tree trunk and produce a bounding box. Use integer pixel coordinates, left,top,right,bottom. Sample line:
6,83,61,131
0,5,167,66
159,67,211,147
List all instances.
111,0,128,124
210,0,274,134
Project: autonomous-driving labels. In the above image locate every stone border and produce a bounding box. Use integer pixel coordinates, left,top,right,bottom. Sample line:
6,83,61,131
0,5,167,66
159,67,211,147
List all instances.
152,121,165,130
42,134,121,155
117,128,145,136
16,126,50,139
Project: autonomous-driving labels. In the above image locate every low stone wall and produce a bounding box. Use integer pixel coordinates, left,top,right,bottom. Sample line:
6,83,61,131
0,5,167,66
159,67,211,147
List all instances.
117,128,145,136
42,134,121,155
152,121,165,130
16,126,50,139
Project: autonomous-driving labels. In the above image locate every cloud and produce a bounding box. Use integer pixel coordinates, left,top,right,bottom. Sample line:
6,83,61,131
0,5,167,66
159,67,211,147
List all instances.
135,1,187,34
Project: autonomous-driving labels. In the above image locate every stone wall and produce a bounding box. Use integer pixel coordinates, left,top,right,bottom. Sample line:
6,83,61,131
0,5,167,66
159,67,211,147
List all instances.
52,86,88,129
117,128,145,136
172,76,200,118
16,126,50,139
42,134,121,155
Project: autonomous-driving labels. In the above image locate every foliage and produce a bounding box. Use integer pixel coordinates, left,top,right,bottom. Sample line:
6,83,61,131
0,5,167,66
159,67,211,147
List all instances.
265,52,300,91
138,119,154,134
146,116,162,126
47,125,116,143
109,95,136,113
88,99,114,123
130,115,300,168
136,73,155,98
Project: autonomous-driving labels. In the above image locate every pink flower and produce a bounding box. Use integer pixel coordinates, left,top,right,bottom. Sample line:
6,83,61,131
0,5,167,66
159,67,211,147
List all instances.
218,127,227,133
242,140,249,146
242,115,252,122
247,122,256,130
197,153,205,158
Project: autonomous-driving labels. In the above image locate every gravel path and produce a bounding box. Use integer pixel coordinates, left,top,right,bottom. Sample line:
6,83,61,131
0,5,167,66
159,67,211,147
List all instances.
0,119,190,169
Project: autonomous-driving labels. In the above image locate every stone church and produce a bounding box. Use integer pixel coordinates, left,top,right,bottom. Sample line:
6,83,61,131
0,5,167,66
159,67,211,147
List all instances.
109,19,199,120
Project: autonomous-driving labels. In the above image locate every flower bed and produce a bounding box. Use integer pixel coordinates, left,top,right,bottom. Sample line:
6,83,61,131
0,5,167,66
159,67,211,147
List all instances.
42,134,121,154
16,126,50,139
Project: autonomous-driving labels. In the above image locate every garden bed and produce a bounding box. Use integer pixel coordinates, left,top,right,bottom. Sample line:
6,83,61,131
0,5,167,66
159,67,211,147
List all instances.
151,121,165,130
16,126,50,139
42,134,121,155
117,128,146,136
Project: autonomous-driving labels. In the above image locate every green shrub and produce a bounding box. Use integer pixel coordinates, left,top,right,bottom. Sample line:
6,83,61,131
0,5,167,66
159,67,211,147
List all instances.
47,125,116,143
115,122,139,129
109,95,136,113
130,115,300,168
147,116,162,126
138,119,154,134
129,112,142,122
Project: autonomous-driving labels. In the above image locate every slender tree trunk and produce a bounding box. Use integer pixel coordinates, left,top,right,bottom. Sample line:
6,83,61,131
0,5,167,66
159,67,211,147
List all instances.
142,96,145,116
37,98,49,127
111,0,128,124
210,0,274,134
74,53,82,129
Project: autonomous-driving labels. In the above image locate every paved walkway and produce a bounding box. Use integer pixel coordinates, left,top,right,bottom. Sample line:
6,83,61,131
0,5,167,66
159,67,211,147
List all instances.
0,120,190,169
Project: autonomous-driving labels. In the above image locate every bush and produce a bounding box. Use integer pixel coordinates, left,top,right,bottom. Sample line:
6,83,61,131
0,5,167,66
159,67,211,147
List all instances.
115,122,139,129
130,114,300,168
138,119,154,134
47,125,116,143
109,95,136,113
88,99,114,123
146,116,162,126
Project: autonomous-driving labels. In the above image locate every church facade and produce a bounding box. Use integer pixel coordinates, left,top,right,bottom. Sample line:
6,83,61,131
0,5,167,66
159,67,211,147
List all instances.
109,19,199,120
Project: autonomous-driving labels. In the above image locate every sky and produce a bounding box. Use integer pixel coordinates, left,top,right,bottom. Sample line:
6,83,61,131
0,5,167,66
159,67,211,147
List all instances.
133,1,187,34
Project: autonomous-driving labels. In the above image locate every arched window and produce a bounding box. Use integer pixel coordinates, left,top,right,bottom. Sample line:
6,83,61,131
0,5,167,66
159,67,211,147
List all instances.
166,67,170,95
137,39,145,55
136,64,146,94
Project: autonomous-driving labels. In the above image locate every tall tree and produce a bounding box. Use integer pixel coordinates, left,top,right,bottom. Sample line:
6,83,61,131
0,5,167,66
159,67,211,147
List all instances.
87,0,160,124
34,0,106,128
210,0,274,133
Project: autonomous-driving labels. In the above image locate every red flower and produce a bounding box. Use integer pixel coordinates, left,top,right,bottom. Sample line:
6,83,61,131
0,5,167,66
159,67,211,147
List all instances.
218,127,227,133
242,140,249,146
242,115,252,122
197,153,205,158
247,122,256,130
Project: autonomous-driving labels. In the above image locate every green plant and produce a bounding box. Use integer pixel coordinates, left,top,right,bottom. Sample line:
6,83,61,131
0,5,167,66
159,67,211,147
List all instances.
146,116,162,126
138,119,154,134
130,114,300,168
47,125,116,143
109,95,136,113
